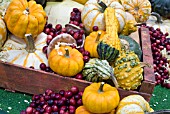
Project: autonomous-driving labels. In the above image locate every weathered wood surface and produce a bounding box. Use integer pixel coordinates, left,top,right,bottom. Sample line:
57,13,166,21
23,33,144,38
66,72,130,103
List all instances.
0,27,155,102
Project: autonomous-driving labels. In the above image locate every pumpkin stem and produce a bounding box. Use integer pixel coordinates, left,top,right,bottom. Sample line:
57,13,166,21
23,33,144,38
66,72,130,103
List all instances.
98,0,107,12
110,67,119,88
64,48,70,58
25,34,36,53
98,82,105,93
151,12,163,24
95,32,101,42
23,8,29,15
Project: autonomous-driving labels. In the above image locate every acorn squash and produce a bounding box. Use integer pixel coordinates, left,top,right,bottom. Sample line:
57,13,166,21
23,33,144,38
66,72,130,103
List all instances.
119,35,142,60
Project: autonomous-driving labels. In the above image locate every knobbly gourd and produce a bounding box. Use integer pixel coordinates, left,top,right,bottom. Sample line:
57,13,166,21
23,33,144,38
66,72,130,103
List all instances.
4,0,46,39
0,16,7,49
75,106,115,114
119,35,142,60
116,95,154,114
82,82,120,113
81,0,126,33
97,7,121,62
84,30,106,58
0,33,48,69
113,50,144,90
48,45,84,77
120,0,151,22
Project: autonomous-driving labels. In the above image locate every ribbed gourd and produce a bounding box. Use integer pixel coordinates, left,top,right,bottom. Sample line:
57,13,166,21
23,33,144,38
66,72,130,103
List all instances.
113,50,143,90
82,58,112,82
97,7,121,62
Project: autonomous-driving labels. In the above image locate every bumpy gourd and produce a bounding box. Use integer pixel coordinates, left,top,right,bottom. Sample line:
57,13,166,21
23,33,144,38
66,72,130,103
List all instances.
97,7,121,62
116,95,154,114
113,50,143,90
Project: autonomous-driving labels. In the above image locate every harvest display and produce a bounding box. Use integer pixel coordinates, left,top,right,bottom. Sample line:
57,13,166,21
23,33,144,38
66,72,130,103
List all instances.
0,0,170,113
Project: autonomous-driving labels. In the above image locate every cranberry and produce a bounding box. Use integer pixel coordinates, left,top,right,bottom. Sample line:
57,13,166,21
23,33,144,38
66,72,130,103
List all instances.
55,24,62,31
93,26,99,31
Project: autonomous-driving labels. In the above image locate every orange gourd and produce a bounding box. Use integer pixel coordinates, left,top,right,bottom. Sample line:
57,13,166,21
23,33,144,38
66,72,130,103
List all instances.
48,46,84,77
4,0,46,39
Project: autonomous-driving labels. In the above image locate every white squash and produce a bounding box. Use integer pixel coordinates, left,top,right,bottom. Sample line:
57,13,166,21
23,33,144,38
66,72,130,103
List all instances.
0,32,48,69
0,16,7,49
45,0,84,27
81,0,126,33
146,12,170,37
116,95,154,114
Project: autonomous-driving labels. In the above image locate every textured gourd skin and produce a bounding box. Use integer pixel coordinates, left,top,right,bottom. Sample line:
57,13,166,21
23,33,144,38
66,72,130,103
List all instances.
82,58,112,82
82,82,120,113
84,30,106,58
113,50,143,90
4,0,46,39
116,95,154,114
48,46,84,77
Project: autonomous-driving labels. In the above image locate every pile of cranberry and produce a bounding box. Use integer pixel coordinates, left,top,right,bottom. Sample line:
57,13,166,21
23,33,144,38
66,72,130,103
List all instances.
140,25,170,89
20,86,83,114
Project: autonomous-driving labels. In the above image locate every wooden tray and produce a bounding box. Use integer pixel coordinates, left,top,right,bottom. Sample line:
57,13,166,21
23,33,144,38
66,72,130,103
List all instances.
0,27,155,102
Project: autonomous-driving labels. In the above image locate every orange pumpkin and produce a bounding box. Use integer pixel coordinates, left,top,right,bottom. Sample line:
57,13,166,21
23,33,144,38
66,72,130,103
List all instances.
76,106,115,114
48,46,84,77
4,0,46,39
84,30,106,58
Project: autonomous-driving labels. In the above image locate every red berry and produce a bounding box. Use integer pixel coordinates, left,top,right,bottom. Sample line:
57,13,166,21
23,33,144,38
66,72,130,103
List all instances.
55,24,62,31
93,26,99,31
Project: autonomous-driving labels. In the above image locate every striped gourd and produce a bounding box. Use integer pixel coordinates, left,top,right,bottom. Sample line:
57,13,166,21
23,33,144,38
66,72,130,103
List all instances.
82,58,113,82
81,0,126,33
97,7,121,62
0,33,48,69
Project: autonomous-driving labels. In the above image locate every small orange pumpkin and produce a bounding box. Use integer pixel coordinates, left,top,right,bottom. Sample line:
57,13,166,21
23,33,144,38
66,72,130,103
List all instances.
4,0,46,39
48,46,84,77
76,106,115,114
82,82,120,113
0,16,7,49
84,30,106,58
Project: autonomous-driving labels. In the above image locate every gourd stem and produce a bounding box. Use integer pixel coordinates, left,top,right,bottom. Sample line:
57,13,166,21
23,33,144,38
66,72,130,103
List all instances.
98,82,105,93
95,32,101,42
25,34,36,53
64,48,70,58
110,67,119,88
98,0,107,12
151,12,163,24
